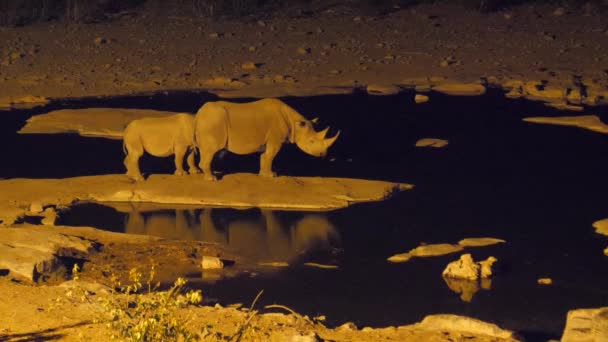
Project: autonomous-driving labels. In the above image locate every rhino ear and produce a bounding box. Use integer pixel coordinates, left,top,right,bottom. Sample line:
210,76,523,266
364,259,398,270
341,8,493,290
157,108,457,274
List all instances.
311,117,319,124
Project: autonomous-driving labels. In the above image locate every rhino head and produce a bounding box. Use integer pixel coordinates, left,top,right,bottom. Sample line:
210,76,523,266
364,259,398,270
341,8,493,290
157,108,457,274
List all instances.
293,119,340,157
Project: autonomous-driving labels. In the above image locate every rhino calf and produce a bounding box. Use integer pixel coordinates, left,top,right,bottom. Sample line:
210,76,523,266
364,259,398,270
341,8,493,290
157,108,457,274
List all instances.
123,113,199,181
194,98,339,180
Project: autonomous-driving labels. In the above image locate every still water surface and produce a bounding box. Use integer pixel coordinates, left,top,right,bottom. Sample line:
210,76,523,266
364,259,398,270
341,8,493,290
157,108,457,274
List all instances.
4,89,608,340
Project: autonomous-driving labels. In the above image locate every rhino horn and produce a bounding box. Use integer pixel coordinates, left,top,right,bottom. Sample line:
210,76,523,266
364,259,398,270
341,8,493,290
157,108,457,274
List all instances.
324,130,340,148
316,127,330,139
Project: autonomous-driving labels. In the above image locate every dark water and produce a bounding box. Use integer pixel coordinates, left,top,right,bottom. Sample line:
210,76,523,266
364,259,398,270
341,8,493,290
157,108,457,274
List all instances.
3,89,608,340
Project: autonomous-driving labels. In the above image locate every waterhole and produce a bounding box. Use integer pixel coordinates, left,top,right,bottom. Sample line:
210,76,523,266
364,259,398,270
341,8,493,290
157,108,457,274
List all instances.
3,89,608,340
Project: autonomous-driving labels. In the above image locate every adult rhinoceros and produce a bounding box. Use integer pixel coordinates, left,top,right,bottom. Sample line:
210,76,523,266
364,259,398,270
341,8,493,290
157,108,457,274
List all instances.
194,98,339,180
123,113,199,181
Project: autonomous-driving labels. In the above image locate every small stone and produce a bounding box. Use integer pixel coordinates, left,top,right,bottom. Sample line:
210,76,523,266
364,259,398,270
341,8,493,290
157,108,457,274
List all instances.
248,46,257,52
337,322,357,331
257,20,266,27
241,62,258,70
553,7,566,16
297,47,311,55
28,202,43,214
41,207,57,226
93,37,107,45
150,66,162,72
439,59,451,67
503,13,512,19
414,94,429,104
201,256,224,270
538,278,553,285
415,138,448,148
9,52,23,61
208,32,222,39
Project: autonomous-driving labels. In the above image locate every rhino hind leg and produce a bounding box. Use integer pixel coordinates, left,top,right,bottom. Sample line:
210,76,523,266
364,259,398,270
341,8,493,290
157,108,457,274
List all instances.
198,150,217,181
186,149,201,175
124,151,144,181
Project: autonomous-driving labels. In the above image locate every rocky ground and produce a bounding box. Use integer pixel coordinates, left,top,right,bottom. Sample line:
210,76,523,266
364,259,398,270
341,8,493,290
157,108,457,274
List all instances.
1,1,607,105
2,1,608,340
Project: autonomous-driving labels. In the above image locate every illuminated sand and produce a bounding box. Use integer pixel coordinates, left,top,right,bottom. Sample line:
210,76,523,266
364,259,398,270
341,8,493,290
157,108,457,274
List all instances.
18,108,179,138
523,115,608,134
0,173,412,225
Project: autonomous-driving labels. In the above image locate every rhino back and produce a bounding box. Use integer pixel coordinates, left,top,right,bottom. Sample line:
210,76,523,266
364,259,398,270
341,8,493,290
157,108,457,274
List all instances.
220,100,290,154
138,114,194,157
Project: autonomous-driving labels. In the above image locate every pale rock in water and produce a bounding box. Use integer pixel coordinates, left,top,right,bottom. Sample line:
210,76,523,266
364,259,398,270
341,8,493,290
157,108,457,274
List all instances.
414,94,429,103
41,207,57,226
387,243,463,262
458,237,505,247
201,256,224,270
442,254,480,280
479,256,497,278
414,314,520,341
561,307,608,342
592,218,608,236
415,138,448,148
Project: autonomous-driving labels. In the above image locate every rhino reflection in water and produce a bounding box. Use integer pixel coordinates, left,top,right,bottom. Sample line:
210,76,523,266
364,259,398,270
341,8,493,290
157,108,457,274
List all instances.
116,203,340,265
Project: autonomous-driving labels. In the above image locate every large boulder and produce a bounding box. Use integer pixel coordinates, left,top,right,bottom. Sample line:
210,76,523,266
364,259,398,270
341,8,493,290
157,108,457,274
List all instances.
561,307,608,342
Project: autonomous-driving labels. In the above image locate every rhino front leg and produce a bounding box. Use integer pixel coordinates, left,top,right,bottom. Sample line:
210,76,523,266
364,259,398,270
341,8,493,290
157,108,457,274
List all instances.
124,150,144,181
259,143,280,177
173,146,188,176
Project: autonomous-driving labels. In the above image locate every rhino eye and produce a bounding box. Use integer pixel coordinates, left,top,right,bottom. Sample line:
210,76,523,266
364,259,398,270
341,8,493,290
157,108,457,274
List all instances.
298,121,306,128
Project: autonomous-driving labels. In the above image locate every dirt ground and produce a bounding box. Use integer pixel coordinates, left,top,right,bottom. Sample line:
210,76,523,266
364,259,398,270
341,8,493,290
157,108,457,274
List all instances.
2,1,607,340
1,1,607,103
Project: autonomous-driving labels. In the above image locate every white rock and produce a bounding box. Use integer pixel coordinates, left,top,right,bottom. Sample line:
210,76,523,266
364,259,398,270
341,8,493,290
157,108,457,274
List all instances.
442,254,480,280
479,256,497,278
415,138,448,148
366,84,401,95
41,207,57,226
523,115,608,134
561,307,608,342
592,218,608,236
414,94,429,103
432,83,486,96
415,314,519,340
28,202,43,214
457,237,505,247
388,243,463,263
538,278,553,285
201,256,224,270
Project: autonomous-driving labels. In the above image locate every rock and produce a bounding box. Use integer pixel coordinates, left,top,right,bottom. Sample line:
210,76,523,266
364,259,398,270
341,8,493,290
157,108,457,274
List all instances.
41,207,57,226
432,83,486,96
553,7,566,16
241,62,259,70
415,138,448,148
544,102,584,111
0,244,57,281
388,243,463,263
201,256,224,270
457,237,505,247
538,278,553,285
290,332,318,342
208,32,223,39
303,262,338,269
415,314,519,340
297,47,311,55
28,202,43,214
201,76,247,88
561,307,608,342
414,94,429,103
336,322,357,331
523,115,608,134
366,84,400,95
479,256,497,278
592,218,608,236
522,82,565,102
258,261,289,267
93,37,107,45
442,254,480,280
